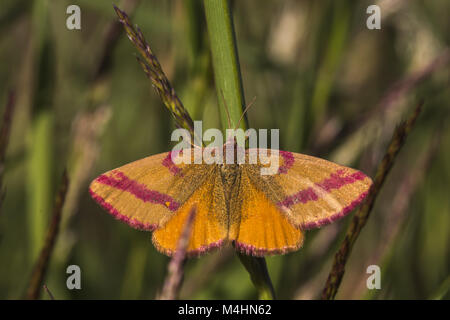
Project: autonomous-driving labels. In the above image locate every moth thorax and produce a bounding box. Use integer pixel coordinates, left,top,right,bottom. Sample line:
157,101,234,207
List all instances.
222,138,245,165
220,164,239,200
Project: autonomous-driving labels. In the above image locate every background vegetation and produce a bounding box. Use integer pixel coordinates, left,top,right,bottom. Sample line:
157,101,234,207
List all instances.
0,0,449,299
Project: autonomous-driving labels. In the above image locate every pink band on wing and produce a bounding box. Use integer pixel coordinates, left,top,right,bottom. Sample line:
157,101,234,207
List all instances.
279,170,367,208
162,151,183,176
277,151,294,174
95,171,180,211
317,169,366,192
300,190,369,229
89,189,158,231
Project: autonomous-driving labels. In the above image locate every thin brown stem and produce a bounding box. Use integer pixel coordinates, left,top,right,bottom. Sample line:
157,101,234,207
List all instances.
0,90,15,214
321,101,423,300
158,206,197,300
114,6,196,137
353,127,443,299
43,284,55,300
25,171,69,300
0,90,15,165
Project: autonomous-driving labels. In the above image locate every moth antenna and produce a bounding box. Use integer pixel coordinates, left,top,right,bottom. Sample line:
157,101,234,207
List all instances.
175,123,200,149
189,139,201,149
220,90,234,129
234,96,256,131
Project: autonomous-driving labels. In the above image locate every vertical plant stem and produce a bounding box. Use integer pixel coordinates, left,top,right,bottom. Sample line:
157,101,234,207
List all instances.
203,0,275,300
203,0,247,131
237,254,276,300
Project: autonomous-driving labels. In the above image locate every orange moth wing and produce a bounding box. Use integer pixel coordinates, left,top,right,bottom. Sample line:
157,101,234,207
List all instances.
89,151,201,230
230,167,304,256
89,150,228,256
152,166,228,257
246,149,373,231
90,147,373,257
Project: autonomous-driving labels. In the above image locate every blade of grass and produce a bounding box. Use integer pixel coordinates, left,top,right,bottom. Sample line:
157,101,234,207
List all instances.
203,0,275,300
321,101,423,300
430,275,450,300
119,241,148,299
27,0,55,262
309,0,350,129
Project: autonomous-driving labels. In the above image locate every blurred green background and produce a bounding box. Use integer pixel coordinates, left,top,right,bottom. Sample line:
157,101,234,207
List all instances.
0,0,449,299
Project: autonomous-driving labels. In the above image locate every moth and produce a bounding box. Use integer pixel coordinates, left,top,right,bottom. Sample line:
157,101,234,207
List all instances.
89,133,372,257
91,6,373,257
